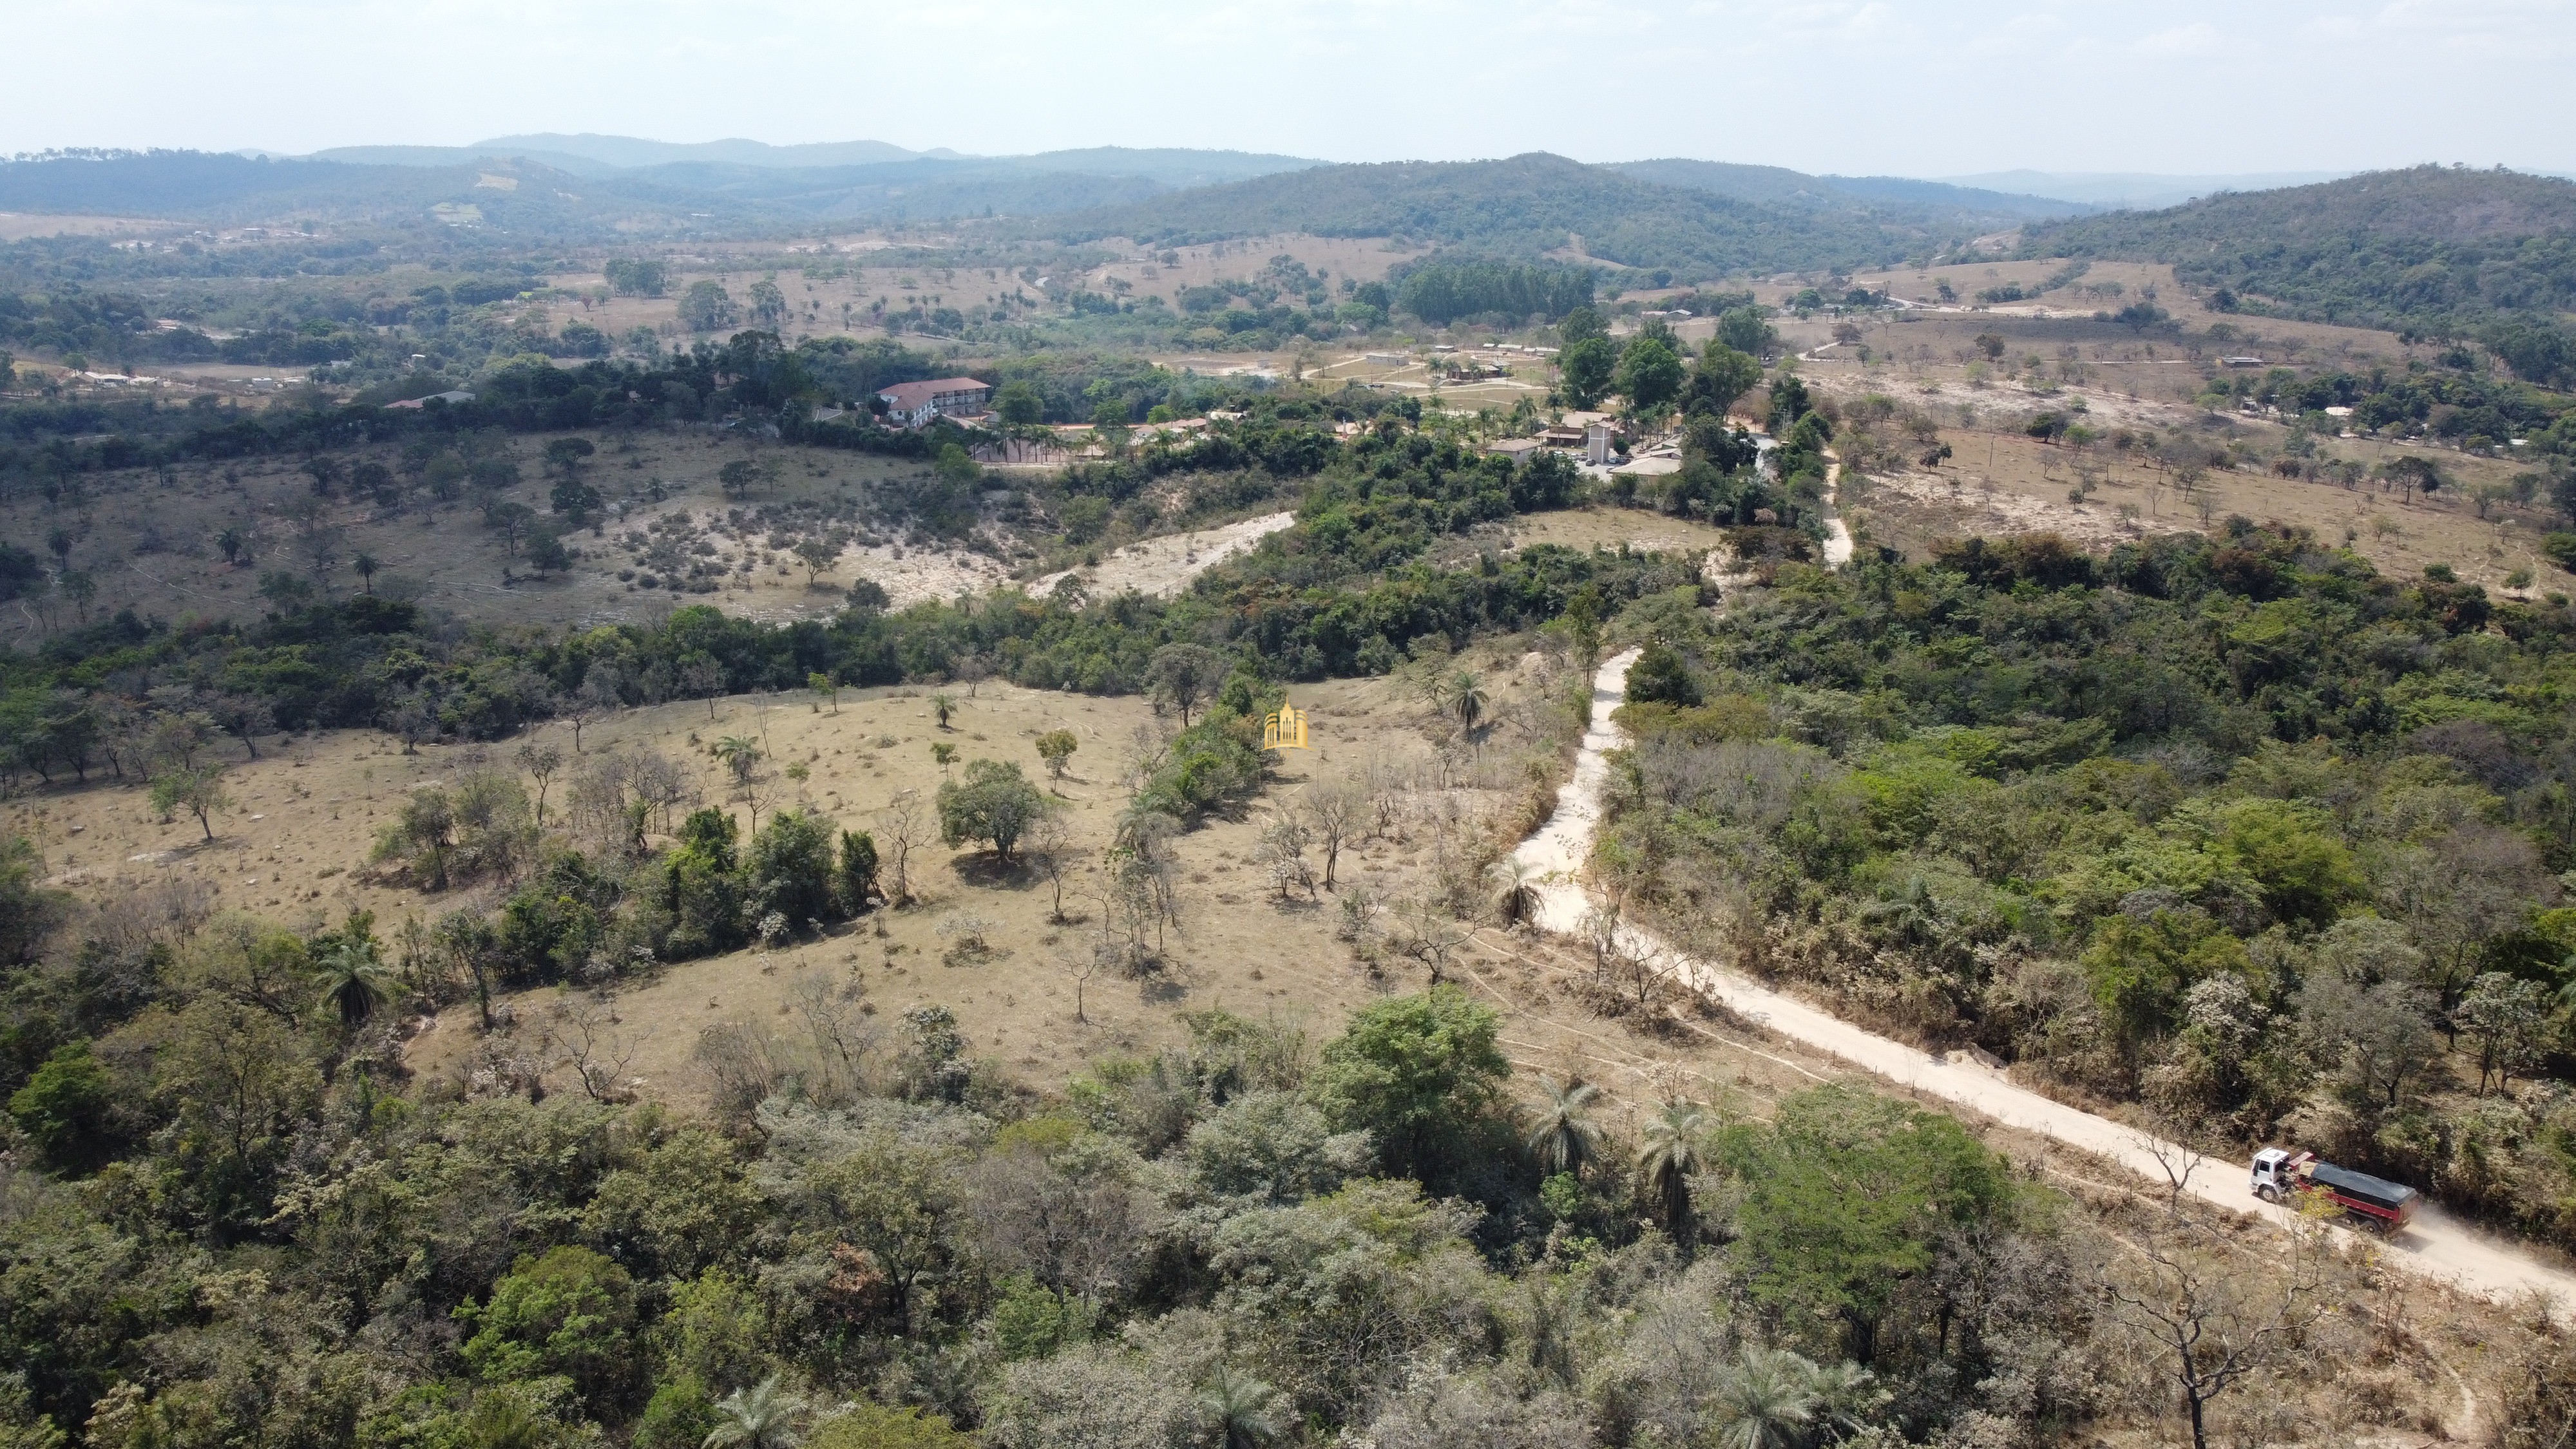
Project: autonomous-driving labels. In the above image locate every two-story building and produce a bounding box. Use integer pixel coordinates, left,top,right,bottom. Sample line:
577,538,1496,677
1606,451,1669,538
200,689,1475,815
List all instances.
875,377,993,427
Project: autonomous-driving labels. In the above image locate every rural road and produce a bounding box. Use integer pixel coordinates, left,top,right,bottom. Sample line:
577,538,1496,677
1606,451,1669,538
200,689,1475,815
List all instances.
1033,510,1295,600
1511,647,2576,1311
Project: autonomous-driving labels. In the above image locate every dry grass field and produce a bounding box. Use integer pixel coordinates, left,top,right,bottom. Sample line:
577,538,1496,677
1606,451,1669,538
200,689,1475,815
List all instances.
6,635,1615,1112
5,434,1050,643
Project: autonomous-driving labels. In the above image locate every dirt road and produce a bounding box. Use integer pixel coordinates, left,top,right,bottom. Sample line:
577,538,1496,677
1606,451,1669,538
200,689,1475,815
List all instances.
1034,511,1295,599
1512,649,2576,1311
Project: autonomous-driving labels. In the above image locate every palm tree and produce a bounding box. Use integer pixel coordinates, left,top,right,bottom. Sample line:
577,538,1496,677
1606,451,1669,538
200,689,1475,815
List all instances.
1704,1349,1824,1449
1447,668,1488,739
314,935,395,1027
931,693,957,730
703,1376,806,1449
1636,1098,1711,1249
1198,1366,1282,1449
353,552,378,594
1525,1075,1603,1179
1490,856,1541,925
714,735,761,785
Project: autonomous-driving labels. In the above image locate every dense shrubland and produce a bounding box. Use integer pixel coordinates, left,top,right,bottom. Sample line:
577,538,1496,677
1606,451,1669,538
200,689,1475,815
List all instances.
1604,518,2576,1246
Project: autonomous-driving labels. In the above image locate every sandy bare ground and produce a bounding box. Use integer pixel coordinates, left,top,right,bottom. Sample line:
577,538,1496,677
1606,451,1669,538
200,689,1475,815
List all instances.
1035,511,1296,599
1859,466,2139,549
1514,650,2576,1314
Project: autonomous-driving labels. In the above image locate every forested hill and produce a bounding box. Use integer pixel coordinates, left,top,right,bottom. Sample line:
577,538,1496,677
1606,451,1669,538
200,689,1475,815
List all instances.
1610,158,2089,222
2023,166,2576,352
0,150,707,234
1042,153,1982,278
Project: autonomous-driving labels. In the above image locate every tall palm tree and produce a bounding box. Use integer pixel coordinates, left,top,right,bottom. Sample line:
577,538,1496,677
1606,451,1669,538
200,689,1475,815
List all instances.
1199,1366,1282,1449
1525,1075,1603,1179
1705,1348,1824,1449
314,936,395,1027
703,1376,806,1449
1447,668,1488,739
1636,1098,1711,1249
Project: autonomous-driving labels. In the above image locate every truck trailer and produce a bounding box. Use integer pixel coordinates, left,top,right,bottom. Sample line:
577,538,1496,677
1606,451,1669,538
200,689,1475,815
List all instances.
2249,1148,2418,1229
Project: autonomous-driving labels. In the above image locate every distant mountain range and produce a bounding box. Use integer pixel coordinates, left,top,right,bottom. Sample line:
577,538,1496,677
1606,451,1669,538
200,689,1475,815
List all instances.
5,140,2566,330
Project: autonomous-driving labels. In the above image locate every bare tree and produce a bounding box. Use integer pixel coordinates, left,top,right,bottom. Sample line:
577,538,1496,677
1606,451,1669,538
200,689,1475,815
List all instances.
561,672,622,752
681,658,726,719
550,994,648,1103
1257,807,1317,902
788,971,880,1104
1392,898,1469,985
1305,779,1362,889
628,750,696,836
875,790,928,906
2103,1203,2330,1449
1022,810,1075,923
1058,940,1107,1023
515,742,564,826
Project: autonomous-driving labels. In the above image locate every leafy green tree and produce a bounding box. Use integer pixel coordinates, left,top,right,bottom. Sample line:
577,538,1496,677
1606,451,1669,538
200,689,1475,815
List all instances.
1315,986,1509,1177
803,1403,972,1449
1625,642,1702,706
836,830,879,913
8,1041,114,1172
937,759,1048,863
1721,1084,2016,1363
747,809,837,926
635,1378,717,1449
1557,307,1608,346
993,380,1045,426
1558,337,1616,409
528,532,573,577
680,280,738,333
1146,643,1230,728
544,437,596,477
550,477,604,522
1717,307,1778,358
663,809,747,957
457,1246,638,1406
149,764,227,842
1690,341,1762,416
1617,336,1686,411
605,258,669,298
1035,729,1078,781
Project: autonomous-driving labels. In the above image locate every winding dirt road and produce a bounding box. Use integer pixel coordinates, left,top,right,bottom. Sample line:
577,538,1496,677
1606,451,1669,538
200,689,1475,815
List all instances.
1512,647,2576,1311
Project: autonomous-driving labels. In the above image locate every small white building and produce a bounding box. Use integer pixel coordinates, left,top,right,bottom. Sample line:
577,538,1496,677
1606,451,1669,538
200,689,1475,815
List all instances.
876,377,993,427
1585,423,1618,466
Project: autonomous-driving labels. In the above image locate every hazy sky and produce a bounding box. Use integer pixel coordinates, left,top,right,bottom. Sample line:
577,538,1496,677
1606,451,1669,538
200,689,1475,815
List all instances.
11,0,2569,176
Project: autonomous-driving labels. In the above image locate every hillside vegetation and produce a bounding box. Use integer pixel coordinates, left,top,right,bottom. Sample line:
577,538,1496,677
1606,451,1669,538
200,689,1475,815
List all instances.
1614,520,2576,1251
2027,166,2576,381
1044,153,1978,278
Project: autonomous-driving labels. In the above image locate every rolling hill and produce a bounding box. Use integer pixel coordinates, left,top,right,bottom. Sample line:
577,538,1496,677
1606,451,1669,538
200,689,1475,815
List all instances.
1610,158,2088,222
2026,165,2576,326
1038,152,1989,278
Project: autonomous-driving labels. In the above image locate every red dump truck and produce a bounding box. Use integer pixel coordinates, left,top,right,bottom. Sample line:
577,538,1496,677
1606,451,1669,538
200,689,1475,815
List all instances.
2249,1148,2419,1229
